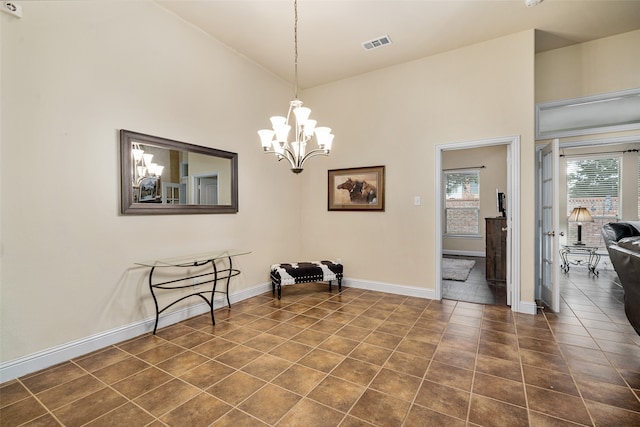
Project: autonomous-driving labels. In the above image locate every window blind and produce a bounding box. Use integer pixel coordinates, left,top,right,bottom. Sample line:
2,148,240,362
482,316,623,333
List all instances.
566,156,620,247
566,156,620,218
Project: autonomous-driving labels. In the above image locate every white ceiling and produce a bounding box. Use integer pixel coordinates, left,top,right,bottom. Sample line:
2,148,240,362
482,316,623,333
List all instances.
155,0,640,89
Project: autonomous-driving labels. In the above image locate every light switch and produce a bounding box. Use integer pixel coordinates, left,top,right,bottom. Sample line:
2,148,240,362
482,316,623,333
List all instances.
414,196,421,206
2,2,22,18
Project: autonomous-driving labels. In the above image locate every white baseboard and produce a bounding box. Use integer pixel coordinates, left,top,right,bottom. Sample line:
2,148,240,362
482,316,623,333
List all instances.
0,274,546,383
0,282,272,383
517,300,538,315
344,278,436,300
0,278,448,382
442,250,485,258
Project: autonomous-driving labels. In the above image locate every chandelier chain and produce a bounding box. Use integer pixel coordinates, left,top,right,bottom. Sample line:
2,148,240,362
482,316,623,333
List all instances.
257,0,334,174
294,0,299,99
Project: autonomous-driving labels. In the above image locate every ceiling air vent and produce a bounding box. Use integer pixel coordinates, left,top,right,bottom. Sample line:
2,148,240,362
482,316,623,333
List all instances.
362,35,392,51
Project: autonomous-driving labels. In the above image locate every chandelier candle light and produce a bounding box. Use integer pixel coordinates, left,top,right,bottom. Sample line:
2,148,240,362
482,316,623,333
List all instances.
258,0,334,174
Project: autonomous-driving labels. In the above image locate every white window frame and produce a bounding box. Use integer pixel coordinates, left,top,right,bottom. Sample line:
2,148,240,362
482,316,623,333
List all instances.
536,87,640,140
444,168,481,237
566,154,621,247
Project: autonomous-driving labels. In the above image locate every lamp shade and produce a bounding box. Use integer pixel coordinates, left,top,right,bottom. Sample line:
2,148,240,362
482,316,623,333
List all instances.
258,129,275,148
568,207,593,223
293,106,311,123
314,127,333,147
303,119,317,137
132,148,144,162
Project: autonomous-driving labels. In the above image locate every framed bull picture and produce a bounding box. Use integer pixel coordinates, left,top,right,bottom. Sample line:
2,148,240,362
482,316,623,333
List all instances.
328,166,385,211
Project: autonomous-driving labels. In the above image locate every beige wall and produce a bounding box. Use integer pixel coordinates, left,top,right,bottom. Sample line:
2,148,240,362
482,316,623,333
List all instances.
299,31,536,294
0,1,301,363
535,29,640,238
442,145,508,254
536,29,640,103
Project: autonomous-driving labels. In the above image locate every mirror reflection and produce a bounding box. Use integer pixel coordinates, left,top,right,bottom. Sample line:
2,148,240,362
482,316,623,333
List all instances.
120,130,238,215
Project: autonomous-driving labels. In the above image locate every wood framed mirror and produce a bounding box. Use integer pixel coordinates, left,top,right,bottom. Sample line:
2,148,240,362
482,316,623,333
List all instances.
120,130,238,215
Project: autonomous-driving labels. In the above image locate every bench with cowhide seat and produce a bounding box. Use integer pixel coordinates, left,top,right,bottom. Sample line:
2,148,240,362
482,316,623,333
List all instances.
270,261,343,299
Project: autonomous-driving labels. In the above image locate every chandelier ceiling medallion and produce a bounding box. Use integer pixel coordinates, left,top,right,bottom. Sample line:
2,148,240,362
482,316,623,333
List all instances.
258,0,334,174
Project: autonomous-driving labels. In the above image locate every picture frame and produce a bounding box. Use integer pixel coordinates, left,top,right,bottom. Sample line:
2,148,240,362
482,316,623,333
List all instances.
138,176,161,203
328,166,385,211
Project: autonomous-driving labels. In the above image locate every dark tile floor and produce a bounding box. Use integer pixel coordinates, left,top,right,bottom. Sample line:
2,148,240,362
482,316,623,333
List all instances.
1,266,639,426
442,256,507,305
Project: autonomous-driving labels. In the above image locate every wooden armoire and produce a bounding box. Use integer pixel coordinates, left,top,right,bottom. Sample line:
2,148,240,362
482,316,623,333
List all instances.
485,217,507,282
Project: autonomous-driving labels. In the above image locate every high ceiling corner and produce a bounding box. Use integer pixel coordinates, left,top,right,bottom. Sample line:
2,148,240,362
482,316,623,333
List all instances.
155,0,640,88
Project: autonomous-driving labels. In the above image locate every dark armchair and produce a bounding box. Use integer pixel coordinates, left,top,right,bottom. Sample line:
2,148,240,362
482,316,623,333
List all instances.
602,221,640,335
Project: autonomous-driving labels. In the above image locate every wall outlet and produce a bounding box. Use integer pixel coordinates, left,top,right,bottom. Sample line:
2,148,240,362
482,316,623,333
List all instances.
2,2,22,18
414,196,421,206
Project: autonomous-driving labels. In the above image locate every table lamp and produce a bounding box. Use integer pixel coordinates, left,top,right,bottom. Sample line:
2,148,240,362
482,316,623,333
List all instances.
568,207,593,246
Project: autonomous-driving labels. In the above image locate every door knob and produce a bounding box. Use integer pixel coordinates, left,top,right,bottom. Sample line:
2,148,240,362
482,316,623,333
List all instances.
546,231,555,236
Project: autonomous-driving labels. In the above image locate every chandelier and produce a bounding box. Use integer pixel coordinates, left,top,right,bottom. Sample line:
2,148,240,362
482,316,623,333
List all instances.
258,0,334,174
131,144,165,202
131,144,165,185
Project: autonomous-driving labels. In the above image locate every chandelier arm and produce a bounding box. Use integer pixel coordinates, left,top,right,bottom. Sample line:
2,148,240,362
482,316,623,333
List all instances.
262,146,298,164
286,102,295,126
281,146,297,163
299,149,330,167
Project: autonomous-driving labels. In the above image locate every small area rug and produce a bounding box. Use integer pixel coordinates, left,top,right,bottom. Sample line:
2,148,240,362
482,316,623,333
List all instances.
442,258,476,281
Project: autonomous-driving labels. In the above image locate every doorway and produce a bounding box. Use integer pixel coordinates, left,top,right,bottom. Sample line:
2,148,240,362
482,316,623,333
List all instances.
435,136,523,312
534,136,640,311
441,147,506,306
441,255,508,305
194,173,219,205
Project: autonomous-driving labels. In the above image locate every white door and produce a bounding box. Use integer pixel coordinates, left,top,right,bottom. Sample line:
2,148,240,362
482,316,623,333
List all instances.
540,139,561,312
198,176,219,205
162,182,181,204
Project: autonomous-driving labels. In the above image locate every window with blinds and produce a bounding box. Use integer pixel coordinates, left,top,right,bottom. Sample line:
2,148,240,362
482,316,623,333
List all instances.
445,170,480,236
566,156,620,247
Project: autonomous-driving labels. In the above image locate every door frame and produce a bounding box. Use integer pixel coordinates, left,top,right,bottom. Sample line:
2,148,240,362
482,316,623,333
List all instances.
192,172,219,205
533,134,640,304
435,135,524,313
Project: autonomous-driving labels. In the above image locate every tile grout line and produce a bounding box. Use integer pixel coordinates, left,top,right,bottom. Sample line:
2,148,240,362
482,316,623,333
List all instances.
556,277,640,423
543,287,598,426
230,288,386,426
515,308,535,426
6,276,638,427
273,291,419,426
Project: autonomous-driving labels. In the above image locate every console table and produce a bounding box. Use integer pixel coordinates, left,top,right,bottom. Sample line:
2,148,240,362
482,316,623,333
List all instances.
135,249,250,334
559,245,600,276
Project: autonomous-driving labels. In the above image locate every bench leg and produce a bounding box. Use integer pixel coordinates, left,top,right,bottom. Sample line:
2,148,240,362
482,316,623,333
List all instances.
273,280,283,300
338,277,342,292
